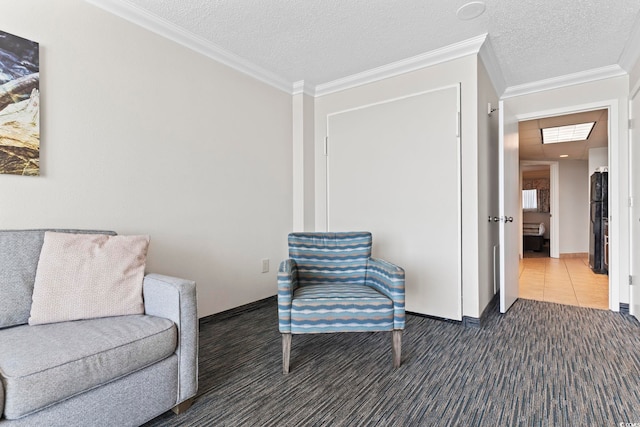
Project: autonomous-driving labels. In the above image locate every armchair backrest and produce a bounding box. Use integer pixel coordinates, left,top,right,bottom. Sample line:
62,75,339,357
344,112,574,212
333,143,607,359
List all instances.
288,232,372,287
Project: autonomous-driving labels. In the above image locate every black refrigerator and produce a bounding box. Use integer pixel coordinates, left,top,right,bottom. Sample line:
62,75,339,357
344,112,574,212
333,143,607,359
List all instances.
589,171,608,274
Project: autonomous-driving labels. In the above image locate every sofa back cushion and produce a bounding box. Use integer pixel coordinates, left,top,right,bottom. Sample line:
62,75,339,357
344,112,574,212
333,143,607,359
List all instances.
0,229,116,329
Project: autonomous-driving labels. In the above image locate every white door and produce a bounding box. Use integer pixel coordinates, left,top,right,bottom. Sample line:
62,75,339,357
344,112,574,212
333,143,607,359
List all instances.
631,87,640,320
499,100,520,313
327,85,461,320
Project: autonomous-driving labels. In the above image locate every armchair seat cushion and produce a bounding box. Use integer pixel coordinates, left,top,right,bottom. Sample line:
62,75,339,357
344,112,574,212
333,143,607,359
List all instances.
0,314,176,419
291,284,394,334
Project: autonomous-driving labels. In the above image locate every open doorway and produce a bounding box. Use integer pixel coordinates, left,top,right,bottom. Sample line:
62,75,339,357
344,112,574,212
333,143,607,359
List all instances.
521,164,551,258
517,109,610,309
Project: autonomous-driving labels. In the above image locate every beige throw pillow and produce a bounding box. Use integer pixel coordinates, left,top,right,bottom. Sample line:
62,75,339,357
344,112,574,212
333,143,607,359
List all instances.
29,232,149,325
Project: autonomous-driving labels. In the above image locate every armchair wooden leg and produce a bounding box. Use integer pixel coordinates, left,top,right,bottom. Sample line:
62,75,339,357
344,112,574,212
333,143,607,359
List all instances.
171,397,194,415
392,330,402,368
282,333,292,374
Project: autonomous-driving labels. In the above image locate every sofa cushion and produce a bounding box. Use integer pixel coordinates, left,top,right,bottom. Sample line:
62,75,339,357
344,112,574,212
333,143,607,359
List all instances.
0,314,176,419
291,283,394,334
0,374,3,419
29,232,149,325
0,229,116,329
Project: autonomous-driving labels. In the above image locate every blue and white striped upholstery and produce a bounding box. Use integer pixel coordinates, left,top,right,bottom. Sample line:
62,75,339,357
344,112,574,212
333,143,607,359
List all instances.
291,284,394,333
366,258,406,331
289,231,371,287
278,232,405,335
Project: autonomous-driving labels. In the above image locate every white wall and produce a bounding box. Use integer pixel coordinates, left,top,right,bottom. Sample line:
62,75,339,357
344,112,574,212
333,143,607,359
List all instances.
558,160,589,254
313,55,485,318
1,0,293,318
630,55,640,94
503,76,629,306
292,92,316,231
477,58,500,313
588,147,609,176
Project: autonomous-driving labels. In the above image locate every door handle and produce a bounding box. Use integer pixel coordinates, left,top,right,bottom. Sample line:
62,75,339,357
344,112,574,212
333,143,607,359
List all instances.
489,216,512,223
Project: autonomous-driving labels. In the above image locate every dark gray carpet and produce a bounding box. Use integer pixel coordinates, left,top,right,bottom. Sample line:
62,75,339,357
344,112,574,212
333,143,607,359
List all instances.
143,298,640,426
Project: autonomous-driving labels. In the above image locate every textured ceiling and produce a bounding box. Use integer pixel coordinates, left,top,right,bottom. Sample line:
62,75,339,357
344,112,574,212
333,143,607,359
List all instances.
519,109,608,161
117,0,640,88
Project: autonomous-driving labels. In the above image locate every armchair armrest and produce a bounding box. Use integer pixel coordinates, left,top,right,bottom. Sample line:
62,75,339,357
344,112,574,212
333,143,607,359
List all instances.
277,259,299,333
143,273,198,404
366,258,405,330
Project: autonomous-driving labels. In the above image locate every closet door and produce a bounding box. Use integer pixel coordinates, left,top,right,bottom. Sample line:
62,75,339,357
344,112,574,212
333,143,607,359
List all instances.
326,85,461,320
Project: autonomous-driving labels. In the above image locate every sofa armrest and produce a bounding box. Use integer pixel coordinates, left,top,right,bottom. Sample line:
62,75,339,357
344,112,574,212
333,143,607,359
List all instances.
277,259,298,333
366,258,405,330
143,273,198,404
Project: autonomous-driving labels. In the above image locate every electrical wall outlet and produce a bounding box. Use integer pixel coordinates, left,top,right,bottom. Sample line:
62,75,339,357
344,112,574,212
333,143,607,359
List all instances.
261,258,269,273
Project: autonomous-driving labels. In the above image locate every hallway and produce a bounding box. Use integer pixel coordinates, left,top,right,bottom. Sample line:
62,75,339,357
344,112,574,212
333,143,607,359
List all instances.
519,256,609,309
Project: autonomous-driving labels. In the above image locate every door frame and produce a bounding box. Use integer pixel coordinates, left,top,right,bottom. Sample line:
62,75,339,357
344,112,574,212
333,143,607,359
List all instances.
511,100,620,311
520,160,560,259
630,82,640,320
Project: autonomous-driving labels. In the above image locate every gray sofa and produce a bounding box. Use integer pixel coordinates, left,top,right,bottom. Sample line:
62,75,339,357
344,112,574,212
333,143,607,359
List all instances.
0,229,198,427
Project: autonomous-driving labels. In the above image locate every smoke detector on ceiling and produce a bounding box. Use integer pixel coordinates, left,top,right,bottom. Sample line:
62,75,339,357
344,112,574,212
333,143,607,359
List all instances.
456,2,486,20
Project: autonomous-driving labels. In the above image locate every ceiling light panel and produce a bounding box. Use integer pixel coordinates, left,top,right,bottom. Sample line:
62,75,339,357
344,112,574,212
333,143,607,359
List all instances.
541,122,595,144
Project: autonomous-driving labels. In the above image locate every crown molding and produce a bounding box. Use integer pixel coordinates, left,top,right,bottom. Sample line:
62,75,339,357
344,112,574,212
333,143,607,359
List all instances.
619,13,640,72
501,65,627,99
85,0,292,93
478,36,506,97
292,81,315,96
314,34,488,97
83,3,632,101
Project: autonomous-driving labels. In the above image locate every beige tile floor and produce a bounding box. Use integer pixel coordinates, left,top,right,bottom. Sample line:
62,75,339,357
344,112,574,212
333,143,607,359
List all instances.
519,256,609,309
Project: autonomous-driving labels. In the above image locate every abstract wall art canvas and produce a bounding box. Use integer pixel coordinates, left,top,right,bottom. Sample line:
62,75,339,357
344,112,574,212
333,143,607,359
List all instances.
0,30,39,176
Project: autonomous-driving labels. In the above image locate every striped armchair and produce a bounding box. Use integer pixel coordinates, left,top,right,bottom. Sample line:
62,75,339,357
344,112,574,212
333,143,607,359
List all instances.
278,232,405,373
